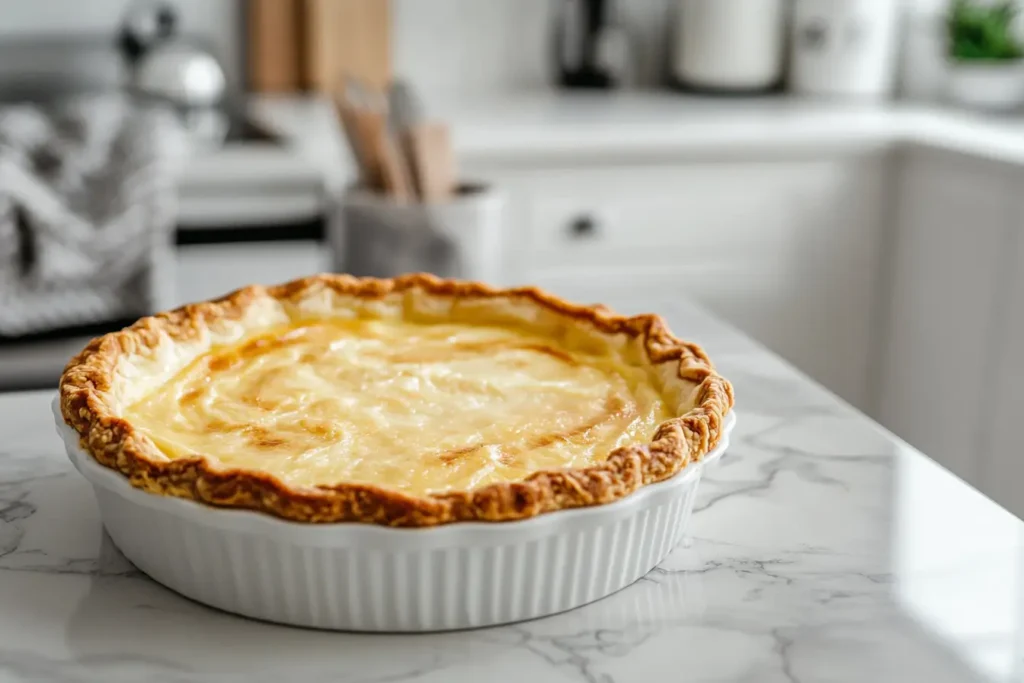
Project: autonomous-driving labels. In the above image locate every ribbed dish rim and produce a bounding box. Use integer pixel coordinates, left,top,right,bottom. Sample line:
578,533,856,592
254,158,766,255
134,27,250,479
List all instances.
53,395,735,542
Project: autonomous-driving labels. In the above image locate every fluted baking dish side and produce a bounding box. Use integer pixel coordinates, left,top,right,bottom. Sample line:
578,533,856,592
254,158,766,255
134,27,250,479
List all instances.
54,396,735,632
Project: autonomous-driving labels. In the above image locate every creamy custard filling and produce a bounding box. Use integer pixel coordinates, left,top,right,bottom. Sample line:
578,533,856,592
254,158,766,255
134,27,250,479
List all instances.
125,319,673,496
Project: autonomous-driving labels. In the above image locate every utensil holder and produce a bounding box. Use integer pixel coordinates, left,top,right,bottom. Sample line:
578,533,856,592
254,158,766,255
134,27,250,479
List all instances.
330,183,504,282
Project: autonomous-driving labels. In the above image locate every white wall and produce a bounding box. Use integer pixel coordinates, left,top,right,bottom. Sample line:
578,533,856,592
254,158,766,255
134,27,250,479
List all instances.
905,0,946,11
391,0,675,94
900,0,948,100
0,0,134,33
392,0,549,95
0,0,952,99
392,0,949,98
0,0,243,88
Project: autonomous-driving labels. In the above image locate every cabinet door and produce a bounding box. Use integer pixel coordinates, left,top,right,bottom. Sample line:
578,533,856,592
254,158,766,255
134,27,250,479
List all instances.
878,148,1015,488
980,187,1024,518
476,155,888,411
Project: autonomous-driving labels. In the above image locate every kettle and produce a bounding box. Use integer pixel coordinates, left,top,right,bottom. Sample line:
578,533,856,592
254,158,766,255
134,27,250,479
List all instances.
118,1,226,107
117,1,227,147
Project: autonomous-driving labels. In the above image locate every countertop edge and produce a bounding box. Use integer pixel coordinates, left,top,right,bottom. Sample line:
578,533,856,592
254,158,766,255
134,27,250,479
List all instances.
175,94,1024,218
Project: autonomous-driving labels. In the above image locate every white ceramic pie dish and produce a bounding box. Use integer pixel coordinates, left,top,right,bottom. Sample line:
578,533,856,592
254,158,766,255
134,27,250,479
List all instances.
54,396,735,632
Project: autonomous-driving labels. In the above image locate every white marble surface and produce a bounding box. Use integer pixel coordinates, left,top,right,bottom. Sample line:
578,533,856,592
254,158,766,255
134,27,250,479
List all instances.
171,92,1024,226
179,92,1024,215
433,92,1024,167
2,299,1022,682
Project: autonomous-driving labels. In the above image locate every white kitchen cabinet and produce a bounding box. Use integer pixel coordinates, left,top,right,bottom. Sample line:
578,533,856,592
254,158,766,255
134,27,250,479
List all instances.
172,242,330,309
877,147,1017,488
470,154,889,410
979,180,1024,519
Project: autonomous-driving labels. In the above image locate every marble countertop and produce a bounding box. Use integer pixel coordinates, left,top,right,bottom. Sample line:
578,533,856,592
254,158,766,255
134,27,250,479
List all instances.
431,92,1024,167
2,299,1021,682
172,92,1024,226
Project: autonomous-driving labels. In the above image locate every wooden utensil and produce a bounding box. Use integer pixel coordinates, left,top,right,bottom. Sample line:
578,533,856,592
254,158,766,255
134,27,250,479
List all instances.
334,101,369,185
376,128,414,202
336,75,451,203
336,76,384,186
387,79,429,201
349,107,386,191
334,76,375,183
336,76,413,201
403,123,457,203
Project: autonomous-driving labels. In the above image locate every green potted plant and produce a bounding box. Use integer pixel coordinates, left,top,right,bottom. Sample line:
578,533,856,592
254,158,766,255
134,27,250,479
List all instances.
947,0,1024,110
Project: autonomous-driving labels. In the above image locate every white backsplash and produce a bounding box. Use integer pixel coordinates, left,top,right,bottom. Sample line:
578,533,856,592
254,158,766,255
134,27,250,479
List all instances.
0,0,243,90
0,0,955,101
906,0,946,11
393,0,551,95
392,0,951,100
899,8,947,101
392,0,675,94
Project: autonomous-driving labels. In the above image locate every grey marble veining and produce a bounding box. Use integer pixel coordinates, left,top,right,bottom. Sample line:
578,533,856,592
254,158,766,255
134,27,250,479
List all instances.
1,299,1021,682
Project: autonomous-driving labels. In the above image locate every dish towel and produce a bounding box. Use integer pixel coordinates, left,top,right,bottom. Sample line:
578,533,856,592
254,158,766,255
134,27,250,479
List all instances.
0,94,185,337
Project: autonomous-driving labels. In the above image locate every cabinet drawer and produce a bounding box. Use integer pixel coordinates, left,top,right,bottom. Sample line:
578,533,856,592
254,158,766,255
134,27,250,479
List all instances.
495,160,872,274
506,161,863,268
173,242,330,308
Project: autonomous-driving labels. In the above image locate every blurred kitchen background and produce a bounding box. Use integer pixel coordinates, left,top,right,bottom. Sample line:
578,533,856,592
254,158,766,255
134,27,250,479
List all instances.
4,0,1024,513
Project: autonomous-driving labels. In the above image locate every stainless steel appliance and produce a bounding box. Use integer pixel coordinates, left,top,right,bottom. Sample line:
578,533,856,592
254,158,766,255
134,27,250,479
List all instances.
553,0,632,89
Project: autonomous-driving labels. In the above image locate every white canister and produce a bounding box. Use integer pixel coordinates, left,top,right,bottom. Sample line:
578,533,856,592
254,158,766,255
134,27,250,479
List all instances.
672,0,788,92
789,0,900,99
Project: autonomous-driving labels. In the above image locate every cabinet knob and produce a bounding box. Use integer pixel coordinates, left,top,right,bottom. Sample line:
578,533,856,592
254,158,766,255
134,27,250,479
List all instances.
569,215,598,238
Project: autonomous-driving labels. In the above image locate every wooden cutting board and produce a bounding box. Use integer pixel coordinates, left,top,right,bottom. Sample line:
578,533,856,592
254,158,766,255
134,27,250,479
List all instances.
247,0,303,92
301,0,391,92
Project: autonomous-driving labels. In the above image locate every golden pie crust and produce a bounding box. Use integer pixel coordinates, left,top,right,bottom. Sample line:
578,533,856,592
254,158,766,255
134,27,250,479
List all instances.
59,274,734,527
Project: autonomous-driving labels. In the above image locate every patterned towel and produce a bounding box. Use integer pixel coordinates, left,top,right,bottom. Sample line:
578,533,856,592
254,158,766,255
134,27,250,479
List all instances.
0,94,185,336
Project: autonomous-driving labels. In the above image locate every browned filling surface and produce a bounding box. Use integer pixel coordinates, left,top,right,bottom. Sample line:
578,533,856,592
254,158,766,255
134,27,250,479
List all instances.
125,319,673,495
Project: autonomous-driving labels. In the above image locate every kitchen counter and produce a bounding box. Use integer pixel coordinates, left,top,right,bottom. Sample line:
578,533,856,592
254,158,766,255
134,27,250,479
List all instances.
437,91,1024,167
180,92,1024,207
174,91,1024,227
169,91,1024,220
2,298,1020,683
177,96,349,227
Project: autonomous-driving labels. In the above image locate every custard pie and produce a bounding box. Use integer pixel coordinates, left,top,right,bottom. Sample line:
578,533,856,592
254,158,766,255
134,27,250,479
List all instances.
59,274,734,527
